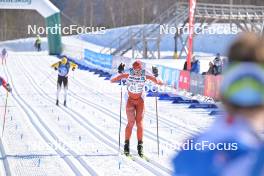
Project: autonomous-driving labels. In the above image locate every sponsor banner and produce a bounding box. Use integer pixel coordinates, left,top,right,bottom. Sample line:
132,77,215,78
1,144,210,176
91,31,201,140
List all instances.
162,67,172,85
204,75,216,98
204,75,223,100
158,66,181,89
179,71,190,91
171,69,180,89
84,49,113,72
84,49,97,65
97,52,112,69
157,65,164,74
214,75,222,100
190,73,205,95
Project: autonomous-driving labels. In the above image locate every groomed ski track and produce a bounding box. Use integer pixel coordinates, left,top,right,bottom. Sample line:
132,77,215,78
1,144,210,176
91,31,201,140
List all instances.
0,52,214,175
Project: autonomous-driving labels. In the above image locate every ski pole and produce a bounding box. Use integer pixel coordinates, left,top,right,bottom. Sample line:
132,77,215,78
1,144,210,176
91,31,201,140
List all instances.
118,80,123,153
152,66,160,157
2,91,9,137
155,89,160,157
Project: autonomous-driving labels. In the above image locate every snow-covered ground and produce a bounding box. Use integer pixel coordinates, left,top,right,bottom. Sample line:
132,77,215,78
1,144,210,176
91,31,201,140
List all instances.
0,24,230,174
0,50,216,175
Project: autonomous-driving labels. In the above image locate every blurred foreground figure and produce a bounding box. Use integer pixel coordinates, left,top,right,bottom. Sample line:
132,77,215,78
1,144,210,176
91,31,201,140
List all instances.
173,33,264,176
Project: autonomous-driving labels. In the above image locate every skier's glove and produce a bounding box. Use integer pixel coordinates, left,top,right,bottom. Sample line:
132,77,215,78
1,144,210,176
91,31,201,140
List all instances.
6,83,12,93
54,67,58,71
152,66,159,77
118,63,125,73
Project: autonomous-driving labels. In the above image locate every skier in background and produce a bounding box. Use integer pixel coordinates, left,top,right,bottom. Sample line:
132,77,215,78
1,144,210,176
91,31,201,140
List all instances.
0,77,12,92
1,48,8,65
111,60,162,158
0,76,12,136
34,35,42,52
173,33,264,176
51,56,78,107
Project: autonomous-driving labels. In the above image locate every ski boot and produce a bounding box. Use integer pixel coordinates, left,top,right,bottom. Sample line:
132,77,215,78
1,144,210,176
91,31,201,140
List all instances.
124,140,130,156
137,141,144,157
64,100,67,107
56,100,59,106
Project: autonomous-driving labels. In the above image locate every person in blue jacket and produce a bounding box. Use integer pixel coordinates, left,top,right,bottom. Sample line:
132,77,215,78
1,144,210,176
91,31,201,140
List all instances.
173,33,264,176
190,55,200,74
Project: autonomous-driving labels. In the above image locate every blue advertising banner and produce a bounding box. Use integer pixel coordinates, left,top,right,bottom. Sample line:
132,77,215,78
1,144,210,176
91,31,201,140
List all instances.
84,49,113,72
163,67,172,85
190,73,205,95
171,69,180,89
159,66,180,89
157,65,164,78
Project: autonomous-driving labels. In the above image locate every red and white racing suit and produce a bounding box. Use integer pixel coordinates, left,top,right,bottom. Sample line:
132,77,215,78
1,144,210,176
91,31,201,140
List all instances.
111,69,162,141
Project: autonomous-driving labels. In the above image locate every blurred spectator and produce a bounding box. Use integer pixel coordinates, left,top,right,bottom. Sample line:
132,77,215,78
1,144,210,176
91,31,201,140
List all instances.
183,55,196,71
183,61,192,70
202,61,217,75
1,48,7,65
34,35,42,52
205,61,214,75
190,55,200,74
172,33,264,176
213,53,223,75
183,61,187,70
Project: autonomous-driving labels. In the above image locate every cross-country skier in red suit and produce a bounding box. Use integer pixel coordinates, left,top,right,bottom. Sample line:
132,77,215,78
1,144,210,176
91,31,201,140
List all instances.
111,60,162,157
0,77,12,92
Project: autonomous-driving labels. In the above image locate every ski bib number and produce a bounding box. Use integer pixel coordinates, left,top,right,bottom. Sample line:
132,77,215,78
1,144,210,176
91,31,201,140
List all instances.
127,69,146,94
58,64,70,77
